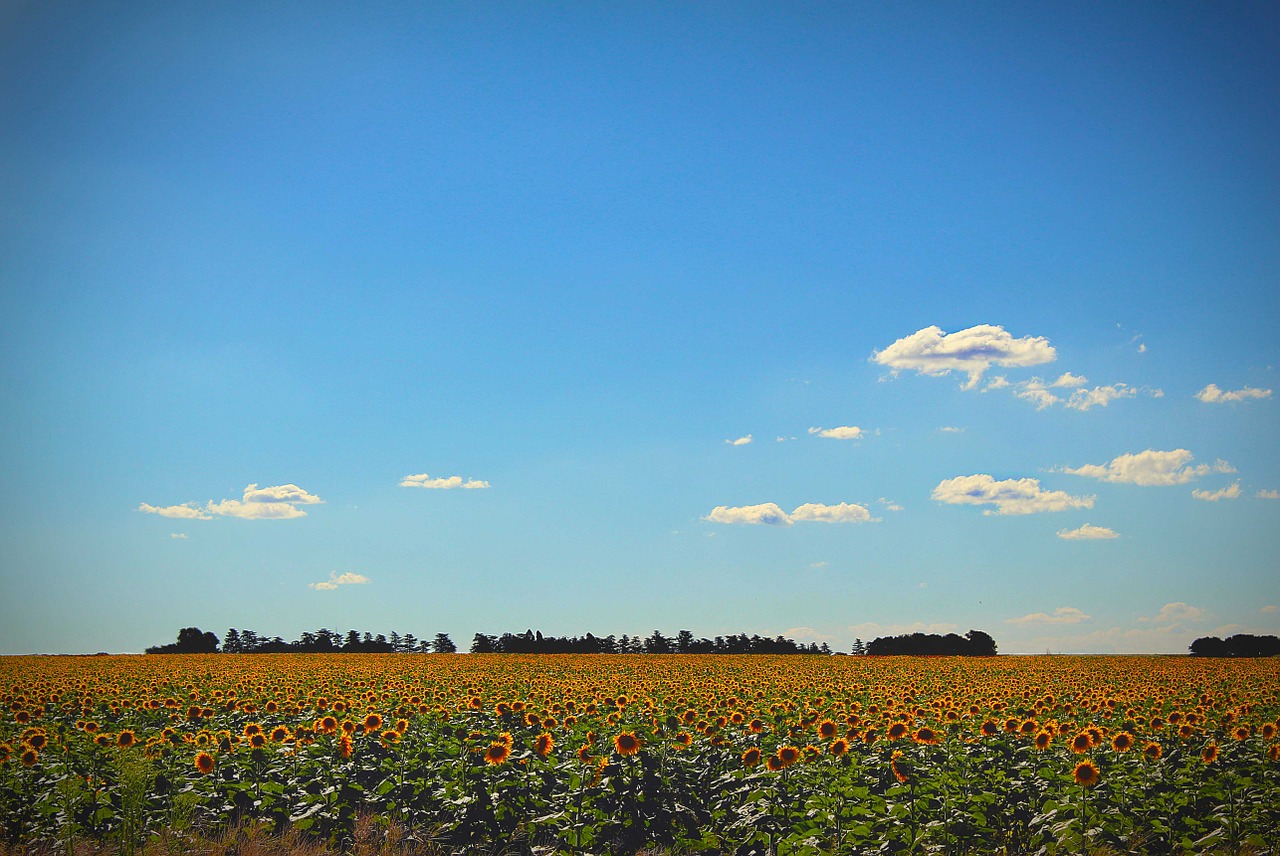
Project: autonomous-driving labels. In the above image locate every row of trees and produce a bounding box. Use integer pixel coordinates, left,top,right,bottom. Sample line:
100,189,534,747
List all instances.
146,627,457,654
863,630,998,656
468,629,834,655
1188,634,1280,657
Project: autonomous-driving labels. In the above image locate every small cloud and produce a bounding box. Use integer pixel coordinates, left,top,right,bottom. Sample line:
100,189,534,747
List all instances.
810,561,829,569
1051,372,1088,388
243,483,323,505
808,425,863,440
1057,523,1119,540
1261,604,1277,614
169,533,188,539
878,497,904,512
1064,383,1139,411
984,376,1010,391
1258,489,1280,500
781,626,833,642
938,426,964,433
139,502,212,520
725,435,753,446
309,571,370,591
1191,481,1242,502
706,501,877,526
871,324,1056,390
1060,449,1234,486
1014,381,1060,410
1138,343,1147,353
1144,602,1204,624
400,474,490,489
776,436,797,442
1195,383,1272,404
932,474,1094,515
1007,606,1092,626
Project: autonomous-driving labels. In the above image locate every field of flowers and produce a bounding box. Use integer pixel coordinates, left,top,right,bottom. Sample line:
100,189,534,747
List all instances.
2,653,1278,854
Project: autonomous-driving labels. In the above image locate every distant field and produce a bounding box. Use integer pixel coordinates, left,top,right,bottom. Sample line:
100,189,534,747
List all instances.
2,654,1278,854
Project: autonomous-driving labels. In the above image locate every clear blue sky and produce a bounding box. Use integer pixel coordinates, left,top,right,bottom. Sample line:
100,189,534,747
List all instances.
2,1,1277,654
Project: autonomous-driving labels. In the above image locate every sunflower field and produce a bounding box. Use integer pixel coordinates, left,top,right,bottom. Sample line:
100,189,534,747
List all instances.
2,653,1278,854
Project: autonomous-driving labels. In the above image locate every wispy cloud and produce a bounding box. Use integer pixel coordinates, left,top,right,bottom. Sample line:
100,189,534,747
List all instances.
1008,606,1092,626
1191,481,1241,502
938,426,964,433
309,572,370,591
139,483,323,521
932,474,1093,515
725,434,753,446
1141,602,1204,624
1060,449,1234,486
706,501,877,526
1057,523,1119,540
1195,383,1272,404
169,533,188,539
878,497,904,512
1257,489,1280,500
1262,605,1278,614
872,324,1056,389
400,474,490,489
808,425,863,440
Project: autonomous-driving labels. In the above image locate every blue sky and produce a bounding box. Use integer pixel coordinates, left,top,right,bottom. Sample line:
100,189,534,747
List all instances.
2,2,1277,655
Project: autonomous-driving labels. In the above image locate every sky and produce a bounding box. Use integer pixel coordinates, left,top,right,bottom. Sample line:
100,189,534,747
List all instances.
1,2,1277,655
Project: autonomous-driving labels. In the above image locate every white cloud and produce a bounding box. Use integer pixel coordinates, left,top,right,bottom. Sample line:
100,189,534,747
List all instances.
1007,606,1092,626
1191,481,1241,502
169,533,188,539
938,426,964,433
1258,489,1280,500
139,483,324,521
1014,383,1060,410
810,561,829,569
138,502,212,520
808,425,863,440
1064,384,1139,411
1052,372,1088,388
309,571,370,591
1060,449,1234,486
871,324,1056,389
1195,383,1273,404
706,501,876,526
984,376,1010,391
725,434,753,446
400,474,490,489
1143,602,1204,624
705,503,792,526
782,626,833,642
878,497,904,512
931,474,1094,515
1262,605,1277,614
789,502,875,523
1057,523,1119,540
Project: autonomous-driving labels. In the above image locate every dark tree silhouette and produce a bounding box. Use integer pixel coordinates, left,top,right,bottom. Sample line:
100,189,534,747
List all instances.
1190,634,1279,657
146,627,219,654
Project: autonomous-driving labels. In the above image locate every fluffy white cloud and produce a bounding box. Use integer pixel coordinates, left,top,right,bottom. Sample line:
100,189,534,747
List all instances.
309,571,371,591
400,474,491,489
1258,489,1280,500
789,502,875,523
725,435,753,446
1052,372,1088,388
1142,602,1204,624
706,501,876,525
139,483,324,521
1195,383,1272,404
1057,524,1119,540
872,324,1056,389
808,425,863,440
938,426,964,433
1065,384,1139,411
1191,481,1241,502
1060,449,1234,486
931,474,1094,515
1007,606,1092,626
138,502,212,520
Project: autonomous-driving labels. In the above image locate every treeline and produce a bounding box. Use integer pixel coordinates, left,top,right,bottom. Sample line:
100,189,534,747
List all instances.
862,630,998,656
146,627,457,654
468,629,834,655
1188,634,1280,657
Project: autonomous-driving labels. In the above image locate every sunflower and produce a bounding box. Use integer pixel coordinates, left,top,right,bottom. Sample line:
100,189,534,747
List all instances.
1179,724,1195,739
1073,760,1100,787
817,720,837,740
829,738,849,756
25,733,47,751
980,720,999,737
248,732,267,749
1268,743,1280,762
890,750,909,784
484,741,510,765
1019,719,1038,735
20,747,38,767
363,714,383,732
1233,726,1250,741
914,727,939,745
748,718,765,734
1202,743,1218,765
117,730,136,748
194,751,216,774
243,723,262,737
576,744,594,764
533,732,554,758
765,753,784,771
741,746,762,767
317,716,338,734
613,731,642,757
1111,732,1134,752
1261,723,1275,740
777,745,800,767
1034,731,1053,751
887,722,909,741
1070,732,1092,753
270,726,289,742
1143,741,1162,761
673,731,692,747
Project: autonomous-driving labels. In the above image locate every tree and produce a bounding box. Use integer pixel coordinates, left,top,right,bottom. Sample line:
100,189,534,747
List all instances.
224,629,242,654
965,629,998,656
432,633,457,654
469,633,495,654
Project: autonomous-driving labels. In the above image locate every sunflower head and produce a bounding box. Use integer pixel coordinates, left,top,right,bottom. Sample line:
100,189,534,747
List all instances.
1073,760,1100,787
777,745,800,767
1034,731,1052,751
764,753,784,771
117,730,136,748
533,732,554,758
829,738,849,756
1111,733,1133,752
1143,741,1162,761
741,746,762,767
194,752,215,774
1202,744,1219,765
484,741,510,765
817,720,837,739
1070,732,1092,753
